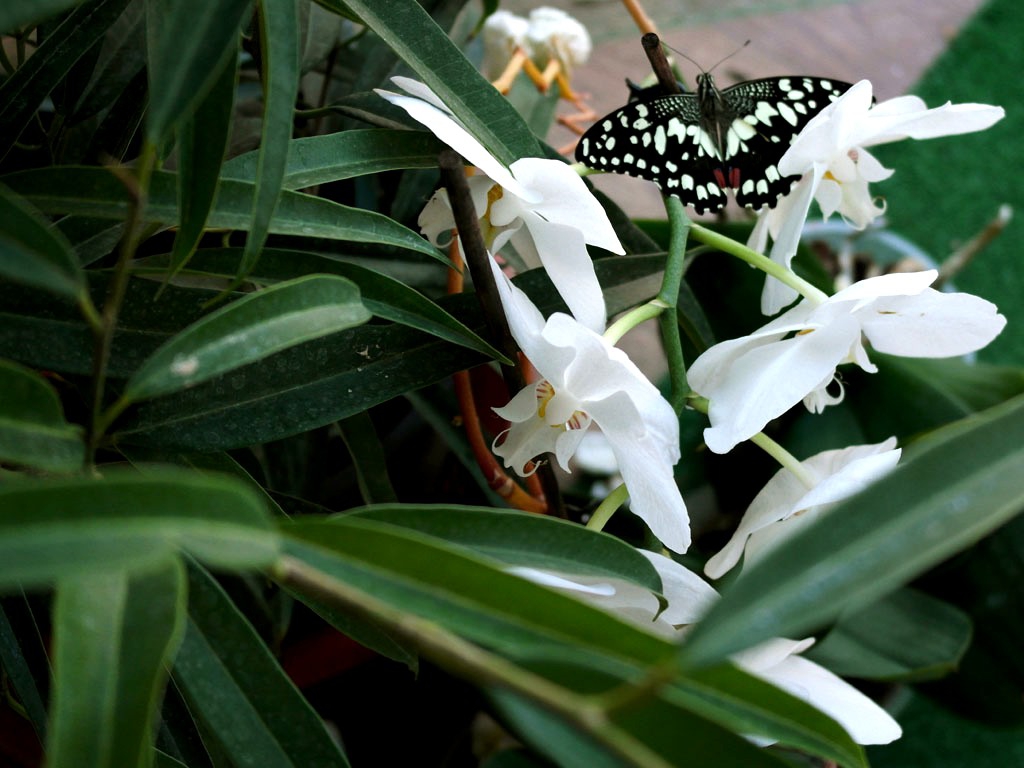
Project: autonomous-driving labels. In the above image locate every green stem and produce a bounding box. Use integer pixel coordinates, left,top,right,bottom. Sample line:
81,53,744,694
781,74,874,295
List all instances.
659,197,691,410
604,300,665,345
749,432,817,489
586,482,630,533
87,141,159,463
689,396,816,487
689,222,828,305
272,554,677,768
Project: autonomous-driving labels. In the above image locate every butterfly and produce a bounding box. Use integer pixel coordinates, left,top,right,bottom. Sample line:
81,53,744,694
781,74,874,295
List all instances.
575,73,853,214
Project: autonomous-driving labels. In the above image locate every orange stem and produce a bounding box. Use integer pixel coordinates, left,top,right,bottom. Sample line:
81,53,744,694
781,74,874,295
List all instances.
620,0,659,35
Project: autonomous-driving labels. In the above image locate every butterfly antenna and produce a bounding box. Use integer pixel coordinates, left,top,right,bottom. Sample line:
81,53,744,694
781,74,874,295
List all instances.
661,39,751,75
707,40,751,74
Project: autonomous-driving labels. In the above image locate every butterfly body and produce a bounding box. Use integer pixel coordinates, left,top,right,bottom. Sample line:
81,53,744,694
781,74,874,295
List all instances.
577,73,852,214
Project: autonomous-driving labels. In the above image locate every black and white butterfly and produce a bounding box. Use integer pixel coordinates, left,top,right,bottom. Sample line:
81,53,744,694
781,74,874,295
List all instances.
576,74,853,214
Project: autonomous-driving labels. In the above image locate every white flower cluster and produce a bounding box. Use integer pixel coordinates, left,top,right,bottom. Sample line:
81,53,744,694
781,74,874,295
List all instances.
377,66,1006,749
481,7,592,81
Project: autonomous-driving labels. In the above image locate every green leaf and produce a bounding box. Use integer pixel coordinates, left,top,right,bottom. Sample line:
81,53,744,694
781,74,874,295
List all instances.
144,0,253,143
681,393,1024,669
806,588,973,682
122,274,371,402
0,468,278,590
868,689,1024,768
281,516,673,664
220,129,444,189
850,354,1024,442
0,0,130,158
238,0,300,279
0,184,86,304
0,0,89,33
168,44,238,278
173,562,351,768
49,558,187,768
324,0,539,164
110,257,664,450
489,657,810,768
3,167,445,263
910,512,1024,726
154,751,189,768
345,505,663,590
281,519,868,762
0,600,48,739
0,358,84,472
337,412,397,504
169,249,509,362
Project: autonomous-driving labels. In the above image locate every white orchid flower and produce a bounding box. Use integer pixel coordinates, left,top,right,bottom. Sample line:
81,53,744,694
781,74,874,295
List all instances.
375,76,622,333
733,637,902,746
489,260,690,553
750,79,1005,314
482,7,591,80
704,439,902,578
688,270,1006,454
481,10,530,80
513,550,901,745
524,7,592,75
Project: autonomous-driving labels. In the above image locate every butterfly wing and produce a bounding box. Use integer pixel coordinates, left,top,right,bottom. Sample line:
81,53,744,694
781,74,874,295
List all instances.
576,76,853,214
576,92,731,214
719,76,852,210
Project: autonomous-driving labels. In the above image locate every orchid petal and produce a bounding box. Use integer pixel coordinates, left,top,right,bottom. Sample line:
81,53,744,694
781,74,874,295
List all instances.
508,158,625,254
861,289,1007,357
519,215,607,333
639,551,718,624
704,466,810,578
831,269,937,304
749,652,902,744
859,100,1004,145
376,84,538,202
698,316,860,454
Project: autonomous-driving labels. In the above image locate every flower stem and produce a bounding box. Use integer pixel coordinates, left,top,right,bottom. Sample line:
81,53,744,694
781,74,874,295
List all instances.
749,432,817,489
586,482,630,533
689,222,828,305
603,301,665,345
659,196,691,410
688,396,816,487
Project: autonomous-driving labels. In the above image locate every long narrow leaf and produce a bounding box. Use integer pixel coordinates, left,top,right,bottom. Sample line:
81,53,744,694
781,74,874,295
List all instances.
173,563,351,768
168,45,238,278
324,0,538,164
346,505,662,589
122,274,370,402
170,248,507,361
0,600,48,740
238,0,300,278
3,167,445,262
49,558,187,768
0,0,130,158
144,0,252,143
0,359,84,472
0,468,278,589
1,0,89,33
220,129,443,189
0,183,86,303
